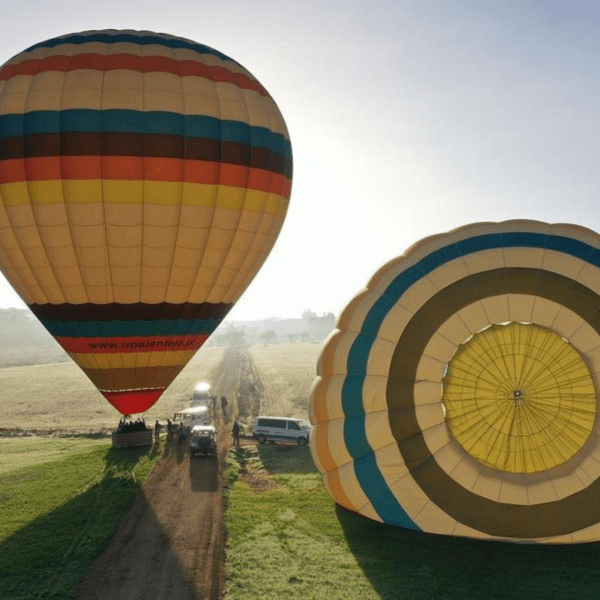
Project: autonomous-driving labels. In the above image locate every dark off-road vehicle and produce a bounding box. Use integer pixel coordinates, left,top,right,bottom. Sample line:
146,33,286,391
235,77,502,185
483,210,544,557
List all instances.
189,425,217,457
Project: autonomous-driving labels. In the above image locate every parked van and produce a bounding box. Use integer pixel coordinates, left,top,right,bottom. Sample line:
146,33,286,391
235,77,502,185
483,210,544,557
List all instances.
252,416,311,446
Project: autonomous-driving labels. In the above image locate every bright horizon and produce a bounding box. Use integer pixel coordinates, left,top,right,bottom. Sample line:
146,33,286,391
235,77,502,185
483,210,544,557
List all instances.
0,0,598,322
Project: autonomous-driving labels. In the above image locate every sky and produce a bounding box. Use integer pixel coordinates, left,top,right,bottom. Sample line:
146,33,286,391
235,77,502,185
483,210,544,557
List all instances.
0,0,599,322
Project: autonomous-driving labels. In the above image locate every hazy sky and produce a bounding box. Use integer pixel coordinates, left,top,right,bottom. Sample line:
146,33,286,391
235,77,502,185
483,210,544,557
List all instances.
0,0,599,321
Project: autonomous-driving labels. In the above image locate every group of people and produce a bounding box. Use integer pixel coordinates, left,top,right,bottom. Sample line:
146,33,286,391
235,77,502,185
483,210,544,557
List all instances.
117,417,147,434
119,415,243,448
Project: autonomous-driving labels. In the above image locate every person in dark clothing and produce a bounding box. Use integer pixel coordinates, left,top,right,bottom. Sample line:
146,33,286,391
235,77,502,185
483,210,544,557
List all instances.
154,420,161,445
178,422,186,445
232,421,240,446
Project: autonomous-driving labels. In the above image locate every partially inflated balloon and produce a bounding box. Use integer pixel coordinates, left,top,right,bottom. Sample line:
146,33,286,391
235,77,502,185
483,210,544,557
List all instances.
311,220,600,544
0,30,292,414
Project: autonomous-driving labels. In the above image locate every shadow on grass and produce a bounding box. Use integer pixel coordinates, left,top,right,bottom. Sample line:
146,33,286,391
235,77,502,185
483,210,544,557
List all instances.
337,505,600,600
256,444,316,474
0,445,200,600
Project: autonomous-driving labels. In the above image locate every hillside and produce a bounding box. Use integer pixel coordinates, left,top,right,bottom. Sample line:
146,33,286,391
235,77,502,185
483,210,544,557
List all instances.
0,309,68,367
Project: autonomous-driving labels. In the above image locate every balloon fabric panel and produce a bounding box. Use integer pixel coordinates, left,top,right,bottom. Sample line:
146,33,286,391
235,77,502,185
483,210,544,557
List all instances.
0,30,292,414
310,221,600,543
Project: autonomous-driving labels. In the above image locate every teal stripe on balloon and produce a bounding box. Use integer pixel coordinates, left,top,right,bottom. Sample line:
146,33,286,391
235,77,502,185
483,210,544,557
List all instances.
38,318,222,338
23,32,233,62
0,111,292,159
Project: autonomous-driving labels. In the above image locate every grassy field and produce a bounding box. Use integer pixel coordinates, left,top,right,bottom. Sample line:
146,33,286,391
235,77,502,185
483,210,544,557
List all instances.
10,342,600,599
0,345,225,432
0,437,160,600
0,342,320,432
249,342,321,419
225,444,600,600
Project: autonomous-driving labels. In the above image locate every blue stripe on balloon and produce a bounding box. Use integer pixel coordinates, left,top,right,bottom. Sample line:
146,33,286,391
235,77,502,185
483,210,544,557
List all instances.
39,318,222,338
23,32,233,63
355,454,420,530
345,230,600,528
0,111,292,159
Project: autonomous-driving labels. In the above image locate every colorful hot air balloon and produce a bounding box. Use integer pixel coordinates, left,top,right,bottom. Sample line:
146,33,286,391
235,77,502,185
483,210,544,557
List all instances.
310,220,600,544
0,30,292,415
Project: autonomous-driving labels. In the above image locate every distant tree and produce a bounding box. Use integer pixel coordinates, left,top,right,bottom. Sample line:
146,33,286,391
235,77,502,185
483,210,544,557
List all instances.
287,333,297,343
260,330,277,344
301,330,310,342
302,309,318,322
214,327,247,347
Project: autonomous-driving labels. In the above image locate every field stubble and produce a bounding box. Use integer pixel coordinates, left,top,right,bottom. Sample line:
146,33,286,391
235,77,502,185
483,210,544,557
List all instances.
0,346,225,433
247,342,321,421
0,342,322,434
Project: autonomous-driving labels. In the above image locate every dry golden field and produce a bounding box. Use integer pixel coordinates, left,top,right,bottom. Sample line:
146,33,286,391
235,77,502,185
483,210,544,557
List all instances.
0,346,225,432
248,342,322,420
0,342,323,433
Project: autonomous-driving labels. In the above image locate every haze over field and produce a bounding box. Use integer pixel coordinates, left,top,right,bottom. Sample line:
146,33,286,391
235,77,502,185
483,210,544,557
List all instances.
0,1,597,322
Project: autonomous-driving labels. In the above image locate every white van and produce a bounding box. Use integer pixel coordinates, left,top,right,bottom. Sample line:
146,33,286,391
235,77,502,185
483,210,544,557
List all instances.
252,416,311,446
173,405,210,432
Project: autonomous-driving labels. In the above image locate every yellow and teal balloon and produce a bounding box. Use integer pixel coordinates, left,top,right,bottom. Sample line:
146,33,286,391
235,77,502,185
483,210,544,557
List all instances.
310,220,600,544
0,30,292,414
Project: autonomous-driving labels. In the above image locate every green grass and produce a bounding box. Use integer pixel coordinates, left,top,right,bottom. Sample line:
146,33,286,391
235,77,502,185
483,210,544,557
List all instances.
0,437,109,475
225,445,379,600
225,445,600,600
0,438,160,600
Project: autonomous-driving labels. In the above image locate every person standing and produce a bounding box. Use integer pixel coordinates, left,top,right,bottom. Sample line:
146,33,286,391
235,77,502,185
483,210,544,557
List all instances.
232,421,240,446
221,395,228,417
154,420,161,446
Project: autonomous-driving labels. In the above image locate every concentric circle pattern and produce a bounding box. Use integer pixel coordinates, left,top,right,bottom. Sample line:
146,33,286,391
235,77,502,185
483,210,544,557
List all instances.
442,322,596,474
309,221,600,544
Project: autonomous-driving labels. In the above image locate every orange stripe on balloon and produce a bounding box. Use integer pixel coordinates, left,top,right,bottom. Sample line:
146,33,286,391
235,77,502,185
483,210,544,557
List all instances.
313,425,339,474
55,334,208,354
326,469,359,513
0,157,291,197
0,53,268,96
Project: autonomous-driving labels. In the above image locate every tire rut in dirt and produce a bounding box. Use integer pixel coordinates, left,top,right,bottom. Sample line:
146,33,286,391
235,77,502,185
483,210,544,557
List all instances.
75,346,262,600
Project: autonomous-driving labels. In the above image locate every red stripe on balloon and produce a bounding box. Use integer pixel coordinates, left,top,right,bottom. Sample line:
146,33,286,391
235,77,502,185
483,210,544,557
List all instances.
56,334,209,354
102,388,166,414
0,157,292,198
0,53,268,96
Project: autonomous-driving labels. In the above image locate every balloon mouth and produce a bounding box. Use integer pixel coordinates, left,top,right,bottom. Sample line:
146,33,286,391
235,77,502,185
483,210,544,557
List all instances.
511,389,525,406
442,321,597,474
101,388,166,415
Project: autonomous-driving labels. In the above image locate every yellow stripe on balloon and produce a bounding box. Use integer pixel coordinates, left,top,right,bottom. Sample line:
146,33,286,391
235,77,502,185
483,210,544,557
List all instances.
67,348,198,369
0,180,289,215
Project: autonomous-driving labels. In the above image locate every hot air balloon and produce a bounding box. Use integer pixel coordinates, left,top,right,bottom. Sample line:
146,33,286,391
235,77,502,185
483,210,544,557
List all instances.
0,30,292,415
310,220,600,544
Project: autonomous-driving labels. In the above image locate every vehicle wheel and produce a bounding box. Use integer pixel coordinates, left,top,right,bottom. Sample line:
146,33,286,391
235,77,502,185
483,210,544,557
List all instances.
297,437,308,446
257,435,267,444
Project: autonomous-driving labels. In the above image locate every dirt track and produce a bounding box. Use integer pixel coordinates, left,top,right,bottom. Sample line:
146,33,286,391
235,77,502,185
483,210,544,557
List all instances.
76,347,260,600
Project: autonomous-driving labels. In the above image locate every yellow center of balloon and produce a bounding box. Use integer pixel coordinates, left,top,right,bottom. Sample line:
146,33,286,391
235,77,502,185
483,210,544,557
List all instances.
442,322,597,474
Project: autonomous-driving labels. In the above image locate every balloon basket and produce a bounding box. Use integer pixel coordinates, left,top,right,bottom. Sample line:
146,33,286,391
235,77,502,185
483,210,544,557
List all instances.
111,429,153,448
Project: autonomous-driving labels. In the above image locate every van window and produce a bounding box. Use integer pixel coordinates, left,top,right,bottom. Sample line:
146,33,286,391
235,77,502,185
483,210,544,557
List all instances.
258,418,286,429
287,421,301,430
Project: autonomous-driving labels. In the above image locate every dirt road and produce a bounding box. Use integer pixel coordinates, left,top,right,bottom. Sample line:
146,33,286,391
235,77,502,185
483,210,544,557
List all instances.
76,346,258,600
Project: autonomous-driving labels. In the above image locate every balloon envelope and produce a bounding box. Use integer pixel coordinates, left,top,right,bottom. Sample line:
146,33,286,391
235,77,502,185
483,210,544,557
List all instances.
310,220,600,544
0,30,292,414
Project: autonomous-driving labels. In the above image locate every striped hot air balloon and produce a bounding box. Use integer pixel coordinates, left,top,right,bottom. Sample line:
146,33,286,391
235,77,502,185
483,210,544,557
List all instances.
310,220,600,544
0,30,292,415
